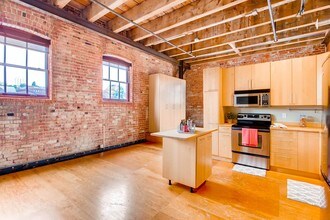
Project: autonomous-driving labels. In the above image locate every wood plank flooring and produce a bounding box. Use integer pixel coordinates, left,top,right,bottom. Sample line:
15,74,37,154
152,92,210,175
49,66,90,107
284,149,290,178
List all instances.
0,142,329,219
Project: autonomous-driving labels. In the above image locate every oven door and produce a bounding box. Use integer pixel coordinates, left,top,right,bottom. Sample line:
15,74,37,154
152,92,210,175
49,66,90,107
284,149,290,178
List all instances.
234,93,260,107
231,129,270,156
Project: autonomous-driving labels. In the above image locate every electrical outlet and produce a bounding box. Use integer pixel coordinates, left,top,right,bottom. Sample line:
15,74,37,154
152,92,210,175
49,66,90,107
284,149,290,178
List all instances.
281,113,287,119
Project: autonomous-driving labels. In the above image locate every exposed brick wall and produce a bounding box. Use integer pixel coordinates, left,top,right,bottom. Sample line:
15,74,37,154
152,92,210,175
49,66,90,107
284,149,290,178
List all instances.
185,44,327,127
0,0,176,168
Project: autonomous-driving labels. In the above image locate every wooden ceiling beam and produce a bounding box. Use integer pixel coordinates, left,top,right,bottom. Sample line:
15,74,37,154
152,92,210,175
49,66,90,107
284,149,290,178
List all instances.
86,0,128,23
155,0,330,52
143,0,296,47
187,38,324,64
54,0,71,8
166,10,329,57
177,27,327,61
109,0,188,33
129,0,248,42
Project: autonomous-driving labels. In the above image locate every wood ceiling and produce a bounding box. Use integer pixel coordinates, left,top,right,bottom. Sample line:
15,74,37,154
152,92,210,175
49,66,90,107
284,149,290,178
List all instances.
35,0,330,64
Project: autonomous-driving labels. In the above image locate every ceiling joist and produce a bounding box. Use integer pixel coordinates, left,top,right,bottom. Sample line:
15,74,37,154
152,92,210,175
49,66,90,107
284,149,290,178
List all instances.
54,0,71,8
86,0,128,22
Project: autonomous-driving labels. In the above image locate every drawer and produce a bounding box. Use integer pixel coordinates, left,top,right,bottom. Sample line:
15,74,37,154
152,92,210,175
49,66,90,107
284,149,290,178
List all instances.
218,126,231,133
271,152,298,170
271,130,297,140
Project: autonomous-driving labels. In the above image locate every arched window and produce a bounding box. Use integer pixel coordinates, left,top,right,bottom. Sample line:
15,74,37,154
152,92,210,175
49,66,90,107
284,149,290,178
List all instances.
0,25,50,97
102,56,131,101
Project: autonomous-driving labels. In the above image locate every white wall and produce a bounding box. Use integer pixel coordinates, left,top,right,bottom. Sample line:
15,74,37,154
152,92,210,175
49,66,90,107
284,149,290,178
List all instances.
224,107,324,123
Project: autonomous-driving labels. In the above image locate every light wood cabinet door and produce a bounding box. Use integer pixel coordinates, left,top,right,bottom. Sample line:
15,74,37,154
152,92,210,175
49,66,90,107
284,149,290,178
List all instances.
203,67,220,91
196,134,212,187
297,132,320,174
222,68,235,106
211,131,219,156
235,65,252,91
251,62,270,90
271,60,292,106
292,56,317,105
203,91,219,125
219,132,232,159
270,130,298,170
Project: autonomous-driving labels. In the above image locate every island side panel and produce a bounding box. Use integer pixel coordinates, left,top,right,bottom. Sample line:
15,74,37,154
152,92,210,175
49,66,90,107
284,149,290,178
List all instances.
162,137,197,188
196,133,213,188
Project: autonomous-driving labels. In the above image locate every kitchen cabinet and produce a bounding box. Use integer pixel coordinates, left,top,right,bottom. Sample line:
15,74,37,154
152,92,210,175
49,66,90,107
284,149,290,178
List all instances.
292,56,317,105
270,129,320,174
319,55,330,106
270,59,292,106
271,55,320,106
251,63,271,90
203,67,224,155
149,74,186,132
152,128,214,191
234,63,270,91
222,67,235,106
218,126,232,159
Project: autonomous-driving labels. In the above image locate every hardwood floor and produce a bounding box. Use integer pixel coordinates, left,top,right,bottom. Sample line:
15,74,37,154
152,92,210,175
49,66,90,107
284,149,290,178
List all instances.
0,142,329,220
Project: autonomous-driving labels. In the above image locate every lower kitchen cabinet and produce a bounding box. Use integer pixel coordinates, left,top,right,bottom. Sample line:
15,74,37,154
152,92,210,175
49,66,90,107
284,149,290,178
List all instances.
213,125,232,160
270,129,320,174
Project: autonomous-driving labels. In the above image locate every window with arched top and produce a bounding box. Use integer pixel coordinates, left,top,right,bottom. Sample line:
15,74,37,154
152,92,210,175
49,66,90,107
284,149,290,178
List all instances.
102,56,131,101
0,25,50,97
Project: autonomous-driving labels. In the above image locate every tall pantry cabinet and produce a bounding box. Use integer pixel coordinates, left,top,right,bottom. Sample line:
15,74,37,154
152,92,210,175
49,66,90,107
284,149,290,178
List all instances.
149,74,186,133
203,67,224,155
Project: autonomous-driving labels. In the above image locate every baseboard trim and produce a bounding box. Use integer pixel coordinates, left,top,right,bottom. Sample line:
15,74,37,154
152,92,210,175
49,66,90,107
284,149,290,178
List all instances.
0,139,146,176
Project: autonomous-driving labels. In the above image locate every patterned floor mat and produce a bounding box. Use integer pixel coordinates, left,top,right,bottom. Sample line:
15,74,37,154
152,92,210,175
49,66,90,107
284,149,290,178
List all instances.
232,164,266,177
287,179,327,208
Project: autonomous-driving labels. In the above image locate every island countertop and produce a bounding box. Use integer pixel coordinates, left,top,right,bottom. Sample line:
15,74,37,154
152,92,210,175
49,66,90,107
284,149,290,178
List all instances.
151,127,217,140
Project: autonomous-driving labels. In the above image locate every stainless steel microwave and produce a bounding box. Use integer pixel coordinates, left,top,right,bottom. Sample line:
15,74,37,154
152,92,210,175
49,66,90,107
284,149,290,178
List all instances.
234,90,270,107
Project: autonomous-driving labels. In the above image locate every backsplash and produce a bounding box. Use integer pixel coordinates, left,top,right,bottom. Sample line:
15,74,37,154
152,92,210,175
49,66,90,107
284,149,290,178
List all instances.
224,107,324,123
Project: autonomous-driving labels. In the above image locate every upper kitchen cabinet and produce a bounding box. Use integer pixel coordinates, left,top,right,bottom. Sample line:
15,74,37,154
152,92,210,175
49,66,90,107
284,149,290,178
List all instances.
234,65,252,91
222,67,235,106
292,56,317,105
271,55,321,106
271,59,293,106
203,67,220,92
149,74,186,133
234,63,270,91
251,63,271,90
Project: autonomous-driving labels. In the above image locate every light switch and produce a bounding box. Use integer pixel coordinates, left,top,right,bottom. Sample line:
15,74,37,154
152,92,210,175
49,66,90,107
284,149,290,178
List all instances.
281,113,287,119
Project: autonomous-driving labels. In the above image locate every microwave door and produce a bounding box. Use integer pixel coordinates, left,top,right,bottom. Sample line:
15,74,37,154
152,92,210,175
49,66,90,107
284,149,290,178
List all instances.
234,94,260,107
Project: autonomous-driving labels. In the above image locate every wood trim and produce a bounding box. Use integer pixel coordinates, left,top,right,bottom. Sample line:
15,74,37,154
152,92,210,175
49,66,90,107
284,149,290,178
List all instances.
187,38,323,64
17,0,178,64
143,0,295,46
155,1,330,52
110,0,188,33
130,0,248,42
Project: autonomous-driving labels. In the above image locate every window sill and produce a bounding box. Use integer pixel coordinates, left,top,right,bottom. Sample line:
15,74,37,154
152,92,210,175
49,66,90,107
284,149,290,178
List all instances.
102,99,132,104
0,94,51,101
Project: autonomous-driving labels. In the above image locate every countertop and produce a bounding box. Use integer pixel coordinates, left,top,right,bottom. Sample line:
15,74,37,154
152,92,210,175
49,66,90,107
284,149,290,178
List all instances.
151,127,217,140
270,125,324,133
219,123,234,127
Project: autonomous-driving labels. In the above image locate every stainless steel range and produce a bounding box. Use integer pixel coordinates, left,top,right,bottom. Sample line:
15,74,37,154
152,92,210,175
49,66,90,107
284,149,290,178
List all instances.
231,113,271,169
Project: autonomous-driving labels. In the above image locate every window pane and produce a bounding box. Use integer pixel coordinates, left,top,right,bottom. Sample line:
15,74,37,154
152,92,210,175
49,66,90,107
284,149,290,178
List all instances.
102,80,110,99
28,43,47,52
120,83,127,100
6,45,26,66
119,68,127,82
28,70,46,96
111,81,119,99
6,37,26,47
102,65,109,79
110,66,118,81
6,67,26,94
0,65,4,93
28,50,46,69
0,43,3,63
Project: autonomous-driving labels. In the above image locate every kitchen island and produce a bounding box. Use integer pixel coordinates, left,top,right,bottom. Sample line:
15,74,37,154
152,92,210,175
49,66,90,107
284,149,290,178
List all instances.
152,128,216,192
